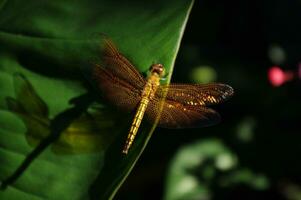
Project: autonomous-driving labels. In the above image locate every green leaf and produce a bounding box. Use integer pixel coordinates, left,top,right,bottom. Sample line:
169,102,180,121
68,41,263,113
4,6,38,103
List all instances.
0,0,194,199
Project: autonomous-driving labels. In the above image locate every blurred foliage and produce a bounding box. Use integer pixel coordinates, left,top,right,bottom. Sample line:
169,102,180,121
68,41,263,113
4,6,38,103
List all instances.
164,139,268,200
235,116,256,143
0,0,193,199
189,66,217,84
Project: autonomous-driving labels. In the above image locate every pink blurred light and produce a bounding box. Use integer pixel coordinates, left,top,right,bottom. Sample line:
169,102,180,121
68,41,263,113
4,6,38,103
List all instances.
268,66,294,87
268,66,285,86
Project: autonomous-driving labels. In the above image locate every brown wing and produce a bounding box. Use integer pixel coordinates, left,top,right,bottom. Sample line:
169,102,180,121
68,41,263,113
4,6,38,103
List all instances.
145,83,233,128
145,98,220,128
100,38,145,90
156,83,234,106
93,65,141,111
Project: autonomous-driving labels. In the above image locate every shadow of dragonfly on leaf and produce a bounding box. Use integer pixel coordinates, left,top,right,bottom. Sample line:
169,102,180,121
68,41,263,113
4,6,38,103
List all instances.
1,73,122,189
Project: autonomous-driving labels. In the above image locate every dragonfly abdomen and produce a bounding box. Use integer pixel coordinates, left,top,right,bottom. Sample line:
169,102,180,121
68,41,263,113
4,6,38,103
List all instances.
122,71,161,154
122,97,150,154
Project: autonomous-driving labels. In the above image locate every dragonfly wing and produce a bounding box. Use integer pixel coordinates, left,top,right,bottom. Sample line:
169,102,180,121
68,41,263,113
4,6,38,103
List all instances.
100,38,145,90
145,98,220,128
156,83,234,106
93,65,141,111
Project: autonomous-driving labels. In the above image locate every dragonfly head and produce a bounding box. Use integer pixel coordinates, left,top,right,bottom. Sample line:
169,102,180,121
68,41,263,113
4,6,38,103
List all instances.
150,63,165,77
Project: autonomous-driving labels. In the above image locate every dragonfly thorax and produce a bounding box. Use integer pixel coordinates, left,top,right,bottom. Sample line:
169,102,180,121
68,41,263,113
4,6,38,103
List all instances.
150,63,165,77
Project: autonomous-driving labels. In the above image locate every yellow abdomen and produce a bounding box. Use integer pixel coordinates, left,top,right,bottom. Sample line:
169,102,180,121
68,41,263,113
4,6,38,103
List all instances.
122,97,149,154
122,74,160,154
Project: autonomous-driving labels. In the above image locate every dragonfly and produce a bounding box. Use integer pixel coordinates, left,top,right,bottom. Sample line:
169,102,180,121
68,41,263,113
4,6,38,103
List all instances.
92,39,234,154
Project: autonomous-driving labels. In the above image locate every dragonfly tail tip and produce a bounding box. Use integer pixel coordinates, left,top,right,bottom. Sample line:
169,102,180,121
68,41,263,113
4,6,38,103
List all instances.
122,149,128,155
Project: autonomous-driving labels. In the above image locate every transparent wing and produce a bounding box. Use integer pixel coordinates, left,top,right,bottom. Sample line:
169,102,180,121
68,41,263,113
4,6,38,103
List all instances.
100,38,145,90
144,83,233,128
156,83,234,106
145,98,221,128
93,65,142,111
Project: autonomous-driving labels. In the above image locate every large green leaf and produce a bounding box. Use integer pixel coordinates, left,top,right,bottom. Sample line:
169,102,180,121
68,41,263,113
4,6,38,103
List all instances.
0,0,194,199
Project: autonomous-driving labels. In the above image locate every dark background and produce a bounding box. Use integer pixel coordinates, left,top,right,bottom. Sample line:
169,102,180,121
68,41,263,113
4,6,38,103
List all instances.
116,0,301,199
